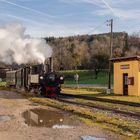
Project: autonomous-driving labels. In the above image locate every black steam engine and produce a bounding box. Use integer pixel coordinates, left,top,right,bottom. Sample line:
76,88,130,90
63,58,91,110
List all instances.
6,58,64,97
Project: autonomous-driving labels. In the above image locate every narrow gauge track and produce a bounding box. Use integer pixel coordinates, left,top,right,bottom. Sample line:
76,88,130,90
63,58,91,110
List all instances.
61,93,140,107
59,94,140,120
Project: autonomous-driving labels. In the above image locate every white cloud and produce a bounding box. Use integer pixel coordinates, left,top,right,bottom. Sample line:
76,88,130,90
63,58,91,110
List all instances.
61,0,140,20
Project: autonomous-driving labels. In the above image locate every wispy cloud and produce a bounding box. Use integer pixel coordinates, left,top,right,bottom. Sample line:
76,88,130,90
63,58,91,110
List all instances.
61,0,140,20
101,0,115,15
27,23,101,37
60,0,104,8
0,0,139,37
0,13,51,28
96,8,140,20
0,12,101,37
1,0,55,18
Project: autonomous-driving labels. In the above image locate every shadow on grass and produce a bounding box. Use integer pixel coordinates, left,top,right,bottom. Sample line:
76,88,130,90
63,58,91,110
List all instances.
78,92,115,97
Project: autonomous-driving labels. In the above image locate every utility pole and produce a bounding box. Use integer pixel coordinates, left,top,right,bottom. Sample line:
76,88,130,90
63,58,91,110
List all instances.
107,19,113,92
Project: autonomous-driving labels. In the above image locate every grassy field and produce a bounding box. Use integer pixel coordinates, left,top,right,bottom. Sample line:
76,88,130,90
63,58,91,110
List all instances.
59,70,113,85
0,70,112,85
62,87,140,103
0,85,140,139
30,96,140,139
0,82,6,87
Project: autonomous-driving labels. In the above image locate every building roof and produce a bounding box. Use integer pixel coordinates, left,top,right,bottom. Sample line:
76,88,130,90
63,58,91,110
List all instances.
110,56,140,62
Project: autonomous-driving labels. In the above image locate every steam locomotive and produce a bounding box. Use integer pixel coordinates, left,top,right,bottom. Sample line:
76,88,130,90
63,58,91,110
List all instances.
6,58,64,97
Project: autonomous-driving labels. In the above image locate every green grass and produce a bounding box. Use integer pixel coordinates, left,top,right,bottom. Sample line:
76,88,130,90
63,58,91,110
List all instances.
62,87,140,103
77,98,140,114
62,87,140,113
29,97,140,139
59,70,113,85
62,87,106,95
0,82,6,87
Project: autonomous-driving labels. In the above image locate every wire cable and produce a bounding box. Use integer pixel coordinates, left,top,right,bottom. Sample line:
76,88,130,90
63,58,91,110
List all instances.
87,21,107,34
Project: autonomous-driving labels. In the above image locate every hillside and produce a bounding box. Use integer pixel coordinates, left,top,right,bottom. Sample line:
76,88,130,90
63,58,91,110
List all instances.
0,32,139,72
45,32,129,70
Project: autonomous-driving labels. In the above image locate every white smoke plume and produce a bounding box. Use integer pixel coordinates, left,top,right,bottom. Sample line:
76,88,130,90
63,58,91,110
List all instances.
0,23,52,65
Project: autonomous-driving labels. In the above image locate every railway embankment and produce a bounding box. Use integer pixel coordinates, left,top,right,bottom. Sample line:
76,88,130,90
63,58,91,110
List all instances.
1,86,140,139
29,95,140,140
0,89,127,140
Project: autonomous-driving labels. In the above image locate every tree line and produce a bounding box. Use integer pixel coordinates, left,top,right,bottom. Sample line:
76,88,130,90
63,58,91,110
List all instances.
0,32,139,80
45,32,140,74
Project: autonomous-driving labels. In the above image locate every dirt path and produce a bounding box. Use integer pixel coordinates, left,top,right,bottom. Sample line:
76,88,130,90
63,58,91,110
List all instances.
0,90,126,140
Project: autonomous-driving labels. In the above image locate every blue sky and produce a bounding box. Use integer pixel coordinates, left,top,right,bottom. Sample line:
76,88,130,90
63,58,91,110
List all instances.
0,0,140,37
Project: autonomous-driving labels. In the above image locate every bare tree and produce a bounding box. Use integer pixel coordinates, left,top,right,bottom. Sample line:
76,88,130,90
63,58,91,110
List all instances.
89,39,109,79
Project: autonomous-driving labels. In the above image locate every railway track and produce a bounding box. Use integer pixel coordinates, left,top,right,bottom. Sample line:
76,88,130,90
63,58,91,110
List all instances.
58,93,140,120
61,93,140,107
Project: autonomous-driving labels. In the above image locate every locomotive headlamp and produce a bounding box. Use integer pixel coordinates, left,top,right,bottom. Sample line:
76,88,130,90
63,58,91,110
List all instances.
40,76,43,79
60,76,63,80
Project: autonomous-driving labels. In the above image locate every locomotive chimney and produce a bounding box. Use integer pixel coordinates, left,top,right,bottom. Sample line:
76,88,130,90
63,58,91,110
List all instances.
43,62,47,74
49,57,53,72
43,57,53,73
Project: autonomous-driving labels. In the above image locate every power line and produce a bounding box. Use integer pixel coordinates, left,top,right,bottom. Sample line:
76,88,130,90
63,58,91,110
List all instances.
87,21,107,34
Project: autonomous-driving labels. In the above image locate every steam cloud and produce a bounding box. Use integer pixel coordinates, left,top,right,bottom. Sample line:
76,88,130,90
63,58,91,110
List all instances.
0,23,52,64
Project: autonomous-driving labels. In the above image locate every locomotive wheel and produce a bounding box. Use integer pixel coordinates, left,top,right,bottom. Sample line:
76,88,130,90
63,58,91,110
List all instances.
39,87,45,96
